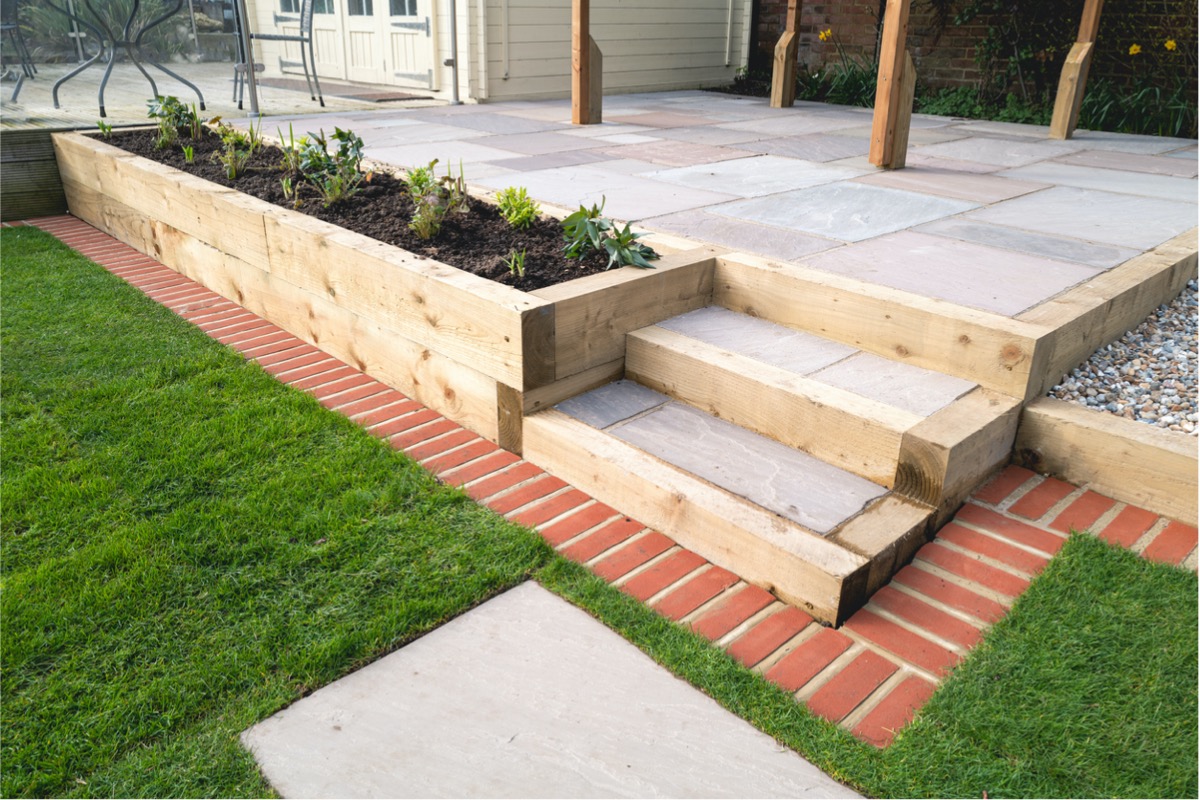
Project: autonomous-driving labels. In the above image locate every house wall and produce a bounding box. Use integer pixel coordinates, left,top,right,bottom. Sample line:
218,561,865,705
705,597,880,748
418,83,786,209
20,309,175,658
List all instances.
483,0,752,101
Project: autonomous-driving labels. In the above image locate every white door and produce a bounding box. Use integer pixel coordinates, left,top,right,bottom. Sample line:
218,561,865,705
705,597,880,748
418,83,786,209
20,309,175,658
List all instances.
344,0,387,83
310,0,347,81
382,0,437,90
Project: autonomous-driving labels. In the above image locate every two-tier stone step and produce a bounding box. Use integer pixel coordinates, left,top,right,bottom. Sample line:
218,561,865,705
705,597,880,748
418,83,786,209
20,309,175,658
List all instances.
522,306,1021,624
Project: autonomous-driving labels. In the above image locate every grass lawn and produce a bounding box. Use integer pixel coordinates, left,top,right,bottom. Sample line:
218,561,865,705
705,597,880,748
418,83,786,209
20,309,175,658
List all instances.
3,226,1196,799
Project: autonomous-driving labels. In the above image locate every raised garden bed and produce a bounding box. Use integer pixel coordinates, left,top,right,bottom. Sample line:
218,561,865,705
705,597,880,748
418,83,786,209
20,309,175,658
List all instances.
53,130,718,450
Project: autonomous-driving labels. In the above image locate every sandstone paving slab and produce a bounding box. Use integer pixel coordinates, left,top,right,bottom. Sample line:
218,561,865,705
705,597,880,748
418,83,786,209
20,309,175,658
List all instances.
915,218,1141,269
475,166,739,221
599,140,751,167
719,112,870,136
425,112,569,136
944,120,1054,139
558,123,658,138
484,150,615,172
900,153,1005,174
911,136,1084,167
1053,148,1199,178
821,125,968,146
365,140,521,170
651,125,775,146
588,158,665,176
964,186,1199,250
657,306,857,375
241,582,861,799
714,183,977,242
649,155,866,198
612,402,886,534
802,231,1101,316
606,111,722,128
730,133,871,162
556,380,670,429
359,121,489,144
642,210,840,261
593,133,662,145
1069,129,1196,155
480,131,609,155
1162,146,1198,160
997,161,1198,203
853,166,1049,203
809,352,977,417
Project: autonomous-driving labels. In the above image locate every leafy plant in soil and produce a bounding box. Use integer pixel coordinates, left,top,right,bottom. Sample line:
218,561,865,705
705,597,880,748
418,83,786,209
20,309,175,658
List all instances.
562,197,659,269
495,186,541,230
405,159,468,241
298,128,373,208
210,118,260,180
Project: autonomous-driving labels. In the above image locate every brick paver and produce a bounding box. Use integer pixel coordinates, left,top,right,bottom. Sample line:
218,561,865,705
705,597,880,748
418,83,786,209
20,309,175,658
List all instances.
21,217,1196,751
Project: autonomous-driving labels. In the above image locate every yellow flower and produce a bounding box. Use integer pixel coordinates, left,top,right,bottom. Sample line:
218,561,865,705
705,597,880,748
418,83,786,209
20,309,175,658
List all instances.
819,28,832,42
1128,43,1142,55
1165,39,1177,51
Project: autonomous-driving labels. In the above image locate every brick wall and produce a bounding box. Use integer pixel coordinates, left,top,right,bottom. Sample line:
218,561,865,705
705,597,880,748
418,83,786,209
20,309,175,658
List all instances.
751,0,1197,95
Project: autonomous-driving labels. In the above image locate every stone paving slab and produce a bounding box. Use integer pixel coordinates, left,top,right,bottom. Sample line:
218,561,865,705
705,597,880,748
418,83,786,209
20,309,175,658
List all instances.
911,136,1085,167
964,186,1199,250
642,210,840,261
714,183,977,242
611,401,887,534
730,133,872,162
650,155,866,198
915,218,1141,269
658,306,857,374
241,582,861,799
1068,129,1197,154
809,352,977,417
852,167,1049,204
803,230,1100,316
1054,149,1199,178
998,161,1199,203
598,140,750,167
555,380,669,429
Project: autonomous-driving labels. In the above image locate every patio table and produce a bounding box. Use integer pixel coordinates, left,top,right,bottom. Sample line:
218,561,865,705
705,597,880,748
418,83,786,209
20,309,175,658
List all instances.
44,0,205,116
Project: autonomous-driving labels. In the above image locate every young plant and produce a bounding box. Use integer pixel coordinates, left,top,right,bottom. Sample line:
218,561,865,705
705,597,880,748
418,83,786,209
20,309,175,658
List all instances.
404,159,468,241
298,127,371,207
181,144,194,164
561,197,610,259
276,123,304,174
210,118,259,180
147,95,202,149
96,120,112,139
603,222,660,269
503,248,527,278
495,186,540,230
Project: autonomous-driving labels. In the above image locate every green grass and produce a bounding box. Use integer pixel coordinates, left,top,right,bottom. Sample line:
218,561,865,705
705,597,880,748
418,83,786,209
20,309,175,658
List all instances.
3,226,1197,798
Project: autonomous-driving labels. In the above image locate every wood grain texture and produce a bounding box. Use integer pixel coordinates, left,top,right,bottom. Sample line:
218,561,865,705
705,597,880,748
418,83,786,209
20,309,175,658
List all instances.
1015,397,1196,525
869,0,912,167
715,253,1042,397
1049,42,1094,141
829,495,933,597
625,325,919,486
769,30,797,109
523,408,869,624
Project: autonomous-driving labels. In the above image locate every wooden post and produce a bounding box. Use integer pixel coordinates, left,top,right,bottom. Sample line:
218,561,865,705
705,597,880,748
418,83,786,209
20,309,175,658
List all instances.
572,0,600,125
1049,0,1104,140
769,0,800,108
869,0,913,169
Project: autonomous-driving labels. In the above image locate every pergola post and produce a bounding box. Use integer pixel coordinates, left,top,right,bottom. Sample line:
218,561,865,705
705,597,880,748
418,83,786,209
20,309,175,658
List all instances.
869,0,914,169
1049,0,1104,140
769,0,801,108
572,0,602,124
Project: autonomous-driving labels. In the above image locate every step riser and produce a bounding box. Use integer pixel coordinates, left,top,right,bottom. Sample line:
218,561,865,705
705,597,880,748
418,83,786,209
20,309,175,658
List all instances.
626,327,918,487
524,409,870,624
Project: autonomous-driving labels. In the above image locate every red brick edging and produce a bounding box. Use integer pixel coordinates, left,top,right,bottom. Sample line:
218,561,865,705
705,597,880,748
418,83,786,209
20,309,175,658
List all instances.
10,215,1197,748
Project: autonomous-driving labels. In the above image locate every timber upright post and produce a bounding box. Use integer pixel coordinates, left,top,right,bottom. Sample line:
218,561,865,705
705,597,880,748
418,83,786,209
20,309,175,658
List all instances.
869,0,915,169
572,0,602,124
1049,0,1104,139
769,0,800,108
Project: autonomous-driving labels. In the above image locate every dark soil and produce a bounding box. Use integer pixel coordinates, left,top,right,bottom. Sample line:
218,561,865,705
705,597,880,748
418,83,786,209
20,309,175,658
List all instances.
106,128,613,291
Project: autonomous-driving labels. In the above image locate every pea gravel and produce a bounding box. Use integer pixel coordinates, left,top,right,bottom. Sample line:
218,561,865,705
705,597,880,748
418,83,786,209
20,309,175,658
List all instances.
1048,279,1198,436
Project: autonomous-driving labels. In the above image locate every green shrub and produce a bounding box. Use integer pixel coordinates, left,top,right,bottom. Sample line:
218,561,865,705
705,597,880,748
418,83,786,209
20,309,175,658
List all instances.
495,186,541,230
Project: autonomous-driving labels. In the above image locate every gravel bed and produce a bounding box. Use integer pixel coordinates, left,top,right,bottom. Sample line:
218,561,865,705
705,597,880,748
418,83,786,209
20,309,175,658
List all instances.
1049,279,1197,436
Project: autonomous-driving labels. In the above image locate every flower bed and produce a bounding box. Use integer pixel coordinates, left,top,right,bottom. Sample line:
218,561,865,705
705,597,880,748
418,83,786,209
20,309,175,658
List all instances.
53,130,718,450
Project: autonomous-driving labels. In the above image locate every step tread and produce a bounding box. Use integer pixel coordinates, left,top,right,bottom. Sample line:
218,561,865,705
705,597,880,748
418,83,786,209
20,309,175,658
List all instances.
557,382,887,535
656,306,977,417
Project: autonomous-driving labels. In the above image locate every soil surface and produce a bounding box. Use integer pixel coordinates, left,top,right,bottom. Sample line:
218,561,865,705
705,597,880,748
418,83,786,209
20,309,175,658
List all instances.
107,128,614,291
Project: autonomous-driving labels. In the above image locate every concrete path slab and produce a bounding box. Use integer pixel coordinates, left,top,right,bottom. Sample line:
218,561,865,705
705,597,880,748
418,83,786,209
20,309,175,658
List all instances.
997,161,1198,203
715,183,977,242
643,210,840,261
915,218,1140,269
964,186,1199,250
650,156,866,198
803,231,1100,316
241,583,861,799
612,402,887,533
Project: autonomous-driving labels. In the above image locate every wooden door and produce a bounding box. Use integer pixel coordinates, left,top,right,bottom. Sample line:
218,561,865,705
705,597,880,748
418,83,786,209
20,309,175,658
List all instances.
344,0,387,83
383,0,436,90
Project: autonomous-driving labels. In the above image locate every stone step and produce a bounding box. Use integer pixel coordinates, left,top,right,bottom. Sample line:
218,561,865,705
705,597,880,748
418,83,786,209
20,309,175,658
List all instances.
626,306,1019,514
524,380,935,624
